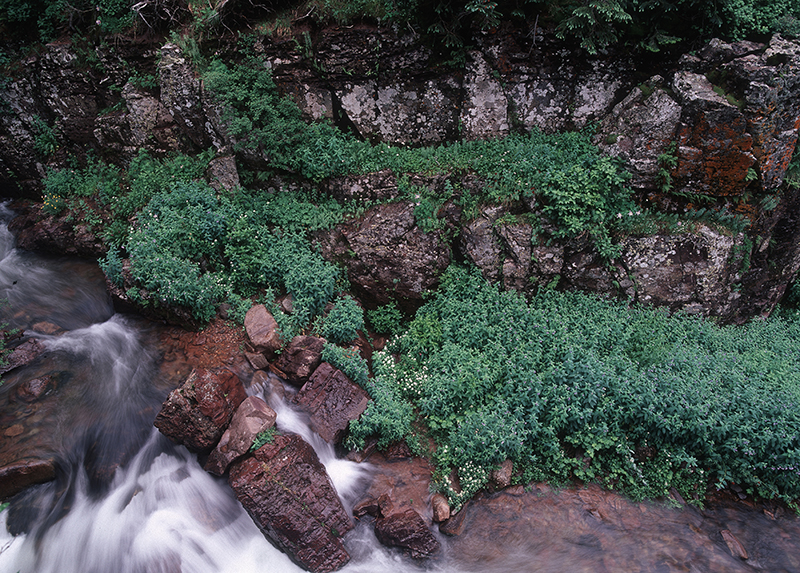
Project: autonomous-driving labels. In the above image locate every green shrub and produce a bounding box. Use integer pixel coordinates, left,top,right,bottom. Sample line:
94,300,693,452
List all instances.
250,426,276,451
367,301,405,334
114,149,213,217
354,264,800,508
126,181,230,322
320,295,364,344
345,349,414,450
320,342,369,387
99,245,124,287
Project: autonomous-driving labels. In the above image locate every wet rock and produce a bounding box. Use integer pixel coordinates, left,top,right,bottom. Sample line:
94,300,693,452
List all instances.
293,362,369,445
31,322,62,335
244,350,270,370
244,305,282,355
374,508,441,559
720,529,748,560
1,338,46,375
12,374,56,403
9,205,107,258
228,433,353,573
431,493,450,523
0,457,56,501
154,368,247,453
205,396,276,476
251,369,286,402
273,335,325,387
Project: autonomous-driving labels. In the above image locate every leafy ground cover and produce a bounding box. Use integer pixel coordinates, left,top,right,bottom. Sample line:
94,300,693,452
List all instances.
349,265,800,511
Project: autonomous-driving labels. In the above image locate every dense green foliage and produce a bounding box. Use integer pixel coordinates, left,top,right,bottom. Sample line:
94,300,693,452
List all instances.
319,295,364,344
350,265,800,510
203,56,636,256
286,0,800,53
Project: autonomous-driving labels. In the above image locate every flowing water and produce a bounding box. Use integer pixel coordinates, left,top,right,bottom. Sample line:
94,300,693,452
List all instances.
0,205,799,573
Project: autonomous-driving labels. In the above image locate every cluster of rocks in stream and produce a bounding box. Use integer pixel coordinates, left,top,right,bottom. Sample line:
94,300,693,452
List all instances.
152,304,445,572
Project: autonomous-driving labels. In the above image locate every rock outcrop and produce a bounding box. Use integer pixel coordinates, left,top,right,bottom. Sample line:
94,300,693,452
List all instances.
3,29,800,323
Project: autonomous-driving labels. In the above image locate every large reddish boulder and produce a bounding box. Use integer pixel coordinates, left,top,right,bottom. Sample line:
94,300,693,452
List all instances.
228,433,354,573
153,368,246,453
294,362,370,445
205,396,276,476
273,335,325,387
374,508,441,559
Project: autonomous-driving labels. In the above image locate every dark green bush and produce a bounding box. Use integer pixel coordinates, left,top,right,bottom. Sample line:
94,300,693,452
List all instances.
320,295,364,344
367,301,405,334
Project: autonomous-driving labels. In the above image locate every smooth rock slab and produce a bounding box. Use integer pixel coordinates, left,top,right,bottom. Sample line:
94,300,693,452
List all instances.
294,362,369,445
154,368,247,453
205,395,276,476
244,305,283,354
229,433,353,573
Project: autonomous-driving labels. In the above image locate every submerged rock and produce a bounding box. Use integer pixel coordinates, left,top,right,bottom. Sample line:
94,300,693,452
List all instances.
228,433,353,573
0,457,56,501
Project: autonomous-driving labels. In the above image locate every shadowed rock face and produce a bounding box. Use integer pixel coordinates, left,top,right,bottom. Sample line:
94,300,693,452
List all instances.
314,201,451,305
228,433,354,573
154,367,247,453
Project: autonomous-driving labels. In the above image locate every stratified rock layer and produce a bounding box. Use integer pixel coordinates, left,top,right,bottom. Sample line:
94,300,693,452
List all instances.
228,433,354,573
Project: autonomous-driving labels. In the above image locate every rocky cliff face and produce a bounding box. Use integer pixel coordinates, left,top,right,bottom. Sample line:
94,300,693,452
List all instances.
2,26,800,322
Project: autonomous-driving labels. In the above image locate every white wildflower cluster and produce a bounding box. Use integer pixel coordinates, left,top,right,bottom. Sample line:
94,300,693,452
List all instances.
397,365,429,399
439,461,490,513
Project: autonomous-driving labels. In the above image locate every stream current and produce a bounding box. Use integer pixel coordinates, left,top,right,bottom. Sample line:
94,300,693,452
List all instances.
0,205,799,572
